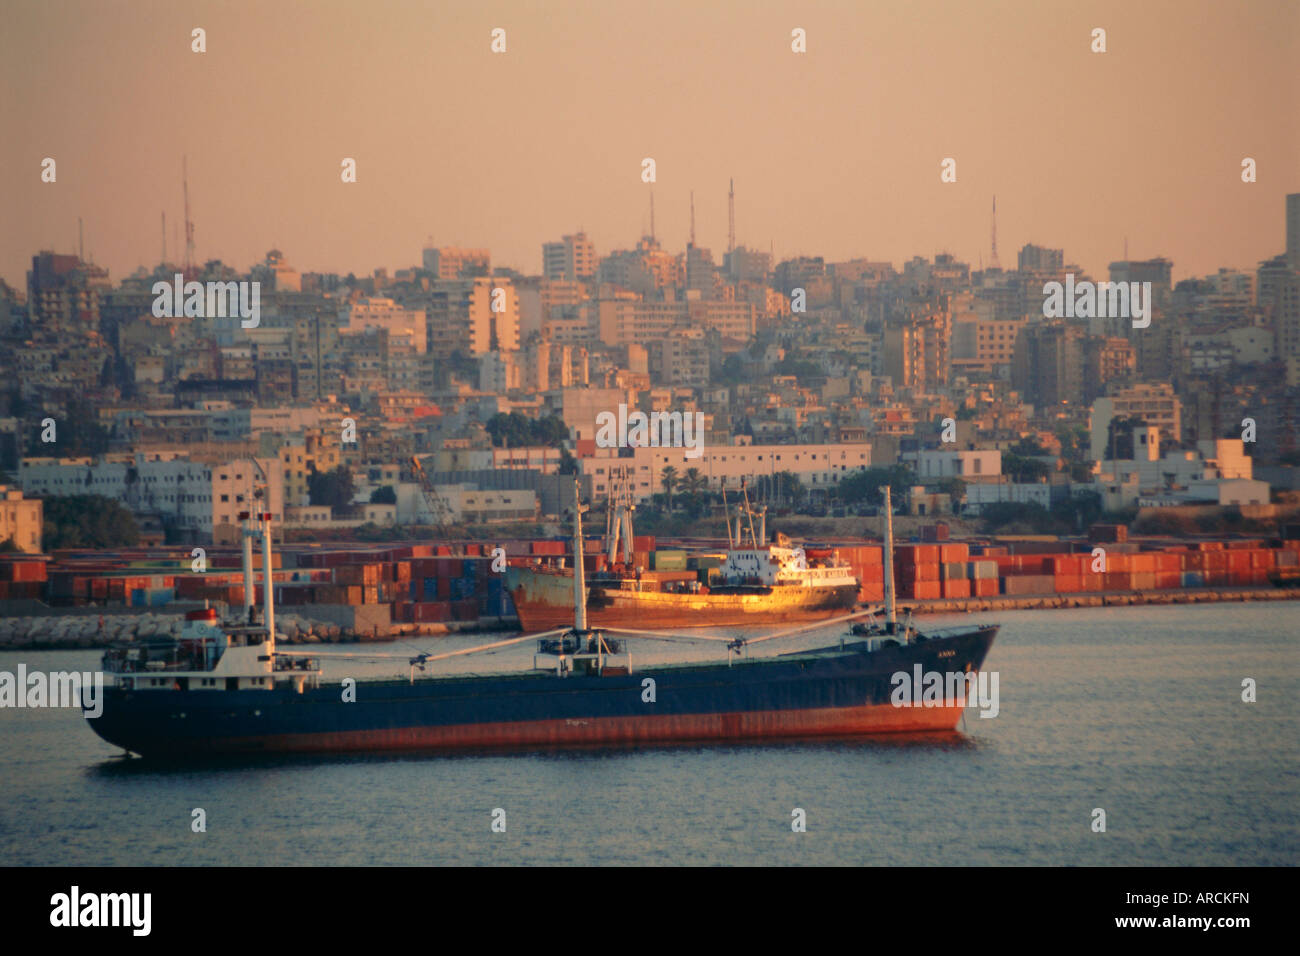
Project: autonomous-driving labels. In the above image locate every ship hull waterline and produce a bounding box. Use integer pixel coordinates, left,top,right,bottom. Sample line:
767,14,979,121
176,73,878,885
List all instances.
87,627,997,759
506,565,860,631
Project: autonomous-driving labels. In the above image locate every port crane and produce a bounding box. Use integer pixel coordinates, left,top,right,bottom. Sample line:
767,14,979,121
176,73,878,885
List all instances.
409,455,456,538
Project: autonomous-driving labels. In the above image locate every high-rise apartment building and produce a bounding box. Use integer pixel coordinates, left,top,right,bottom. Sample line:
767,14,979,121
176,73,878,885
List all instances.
542,233,597,281
422,247,490,280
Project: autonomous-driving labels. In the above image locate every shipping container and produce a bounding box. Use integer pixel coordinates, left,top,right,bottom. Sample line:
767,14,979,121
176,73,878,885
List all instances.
941,579,971,599
1002,574,1056,595
938,543,969,563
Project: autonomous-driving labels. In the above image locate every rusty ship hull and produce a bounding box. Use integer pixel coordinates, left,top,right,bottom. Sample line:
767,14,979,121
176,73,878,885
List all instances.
505,565,859,632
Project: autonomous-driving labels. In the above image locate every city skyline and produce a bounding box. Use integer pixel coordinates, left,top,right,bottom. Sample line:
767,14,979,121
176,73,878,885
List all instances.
3,0,1297,288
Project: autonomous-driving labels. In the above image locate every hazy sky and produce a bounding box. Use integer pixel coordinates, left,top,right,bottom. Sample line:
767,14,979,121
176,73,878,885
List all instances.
2,0,1297,289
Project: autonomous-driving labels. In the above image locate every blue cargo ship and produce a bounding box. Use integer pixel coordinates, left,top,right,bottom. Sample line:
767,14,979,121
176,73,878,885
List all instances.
86,485,998,758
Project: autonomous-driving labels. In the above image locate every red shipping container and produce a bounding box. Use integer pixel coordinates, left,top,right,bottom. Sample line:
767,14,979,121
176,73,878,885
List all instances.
412,601,452,623
941,579,971,599
1054,575,1084,593
939,543,969,563
898,563,940,582
897,544,940,564
857,546,889,567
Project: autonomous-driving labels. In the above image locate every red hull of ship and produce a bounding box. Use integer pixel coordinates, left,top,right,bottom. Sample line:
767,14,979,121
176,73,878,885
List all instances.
188,702,968,754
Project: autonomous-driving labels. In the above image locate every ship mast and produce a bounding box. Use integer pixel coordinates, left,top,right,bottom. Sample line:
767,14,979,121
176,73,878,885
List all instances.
739,479,759,549
604,467,634,565
571,479,588,632
720,479,734,549
240,505,256,624
881,485,897,632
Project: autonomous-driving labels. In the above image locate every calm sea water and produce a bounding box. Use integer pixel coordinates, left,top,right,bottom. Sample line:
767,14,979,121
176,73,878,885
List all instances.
2,602,1297,866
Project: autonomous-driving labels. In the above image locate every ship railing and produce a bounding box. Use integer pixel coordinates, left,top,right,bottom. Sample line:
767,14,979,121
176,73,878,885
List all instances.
101,647,218,675
917,624,995,640
532,649,633,677
273,655,320,673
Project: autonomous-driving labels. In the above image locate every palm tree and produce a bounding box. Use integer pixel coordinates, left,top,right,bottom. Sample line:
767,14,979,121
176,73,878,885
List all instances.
661,465,679,512
680,467,707,497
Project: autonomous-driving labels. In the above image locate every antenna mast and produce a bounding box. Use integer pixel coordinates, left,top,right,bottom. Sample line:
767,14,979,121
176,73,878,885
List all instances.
727,178,735,255
689,190,695,247
649,189,655,243
571,480,588,632
183,155,195,274
990,195,999,270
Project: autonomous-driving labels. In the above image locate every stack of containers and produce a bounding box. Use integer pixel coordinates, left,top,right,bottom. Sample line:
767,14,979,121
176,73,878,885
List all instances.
1048,554,1085,594
843,545,884,603
939,541,970,598
895,544,941,600
967,559,999,596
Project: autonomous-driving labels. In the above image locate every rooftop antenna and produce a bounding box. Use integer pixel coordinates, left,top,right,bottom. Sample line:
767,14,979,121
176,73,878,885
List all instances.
727,178,735,254
689,190,696,247
78,217,84,262
990,195,1000,270
182,155,195,274
161,211,167,265
649,189,655,243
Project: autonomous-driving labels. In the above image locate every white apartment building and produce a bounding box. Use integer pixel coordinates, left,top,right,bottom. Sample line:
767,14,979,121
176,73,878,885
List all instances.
580,442,873,502
345,297,427,354
905,449,1003,481
427,277,520,356
1090,385,1182,458
19,453,284,543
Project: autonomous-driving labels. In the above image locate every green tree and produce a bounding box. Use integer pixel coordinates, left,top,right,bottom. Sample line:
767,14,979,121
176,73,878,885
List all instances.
40,495,140,549
1002,453,1053,483
308,466,356,514
485,412,570,449
936,476,966,507
1050,489,1103,532
661,465,679,512
836,465,914,506
369,485,397,504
